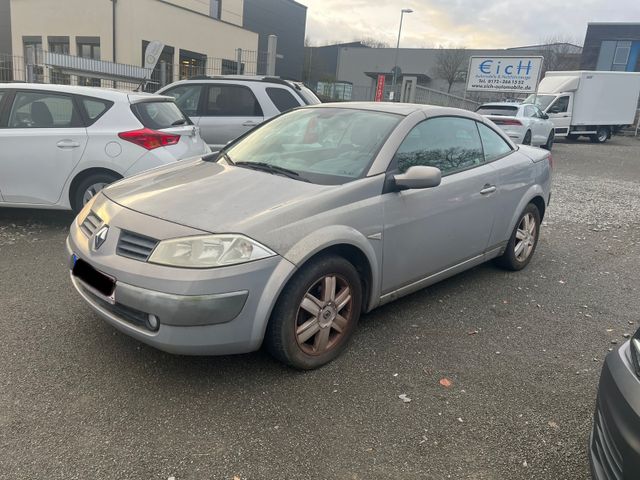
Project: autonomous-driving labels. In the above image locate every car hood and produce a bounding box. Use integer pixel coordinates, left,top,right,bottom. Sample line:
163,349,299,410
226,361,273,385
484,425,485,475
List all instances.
103,158,334,235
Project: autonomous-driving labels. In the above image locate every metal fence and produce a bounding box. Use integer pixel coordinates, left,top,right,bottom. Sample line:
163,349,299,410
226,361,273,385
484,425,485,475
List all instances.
0,49,269,92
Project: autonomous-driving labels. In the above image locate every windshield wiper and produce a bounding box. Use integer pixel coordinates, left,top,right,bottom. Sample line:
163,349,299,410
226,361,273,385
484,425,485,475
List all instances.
234,161,309,182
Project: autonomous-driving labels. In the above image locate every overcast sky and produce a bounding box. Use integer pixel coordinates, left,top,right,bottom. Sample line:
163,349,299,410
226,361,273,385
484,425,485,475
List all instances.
298,0,640,49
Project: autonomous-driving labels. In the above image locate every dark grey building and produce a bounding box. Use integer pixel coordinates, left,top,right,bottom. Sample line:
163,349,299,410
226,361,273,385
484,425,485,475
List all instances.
243,0,307,80
304,42,369,86
581,22,640,72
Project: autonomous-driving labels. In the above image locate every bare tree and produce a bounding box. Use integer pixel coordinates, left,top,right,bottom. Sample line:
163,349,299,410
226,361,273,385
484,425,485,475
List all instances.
538,36,582,73
357,38,391,49
435,47,468,93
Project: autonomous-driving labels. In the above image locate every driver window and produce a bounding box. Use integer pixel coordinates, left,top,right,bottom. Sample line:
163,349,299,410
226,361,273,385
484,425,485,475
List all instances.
548,96,569,114
395,117,484,176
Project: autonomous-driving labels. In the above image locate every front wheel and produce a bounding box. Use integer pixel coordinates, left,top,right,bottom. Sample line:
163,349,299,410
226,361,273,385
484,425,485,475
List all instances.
265,255,363,370
590,127,609,144
494,203,541,271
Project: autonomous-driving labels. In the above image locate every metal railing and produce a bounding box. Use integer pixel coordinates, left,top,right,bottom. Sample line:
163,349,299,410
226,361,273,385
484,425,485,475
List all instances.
0,49,269,92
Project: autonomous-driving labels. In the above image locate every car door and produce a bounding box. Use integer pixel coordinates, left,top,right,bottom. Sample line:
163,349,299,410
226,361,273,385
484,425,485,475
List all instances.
476,122,524,248
523,105,543,145
0,89,88,205
545,95,572,136
198,84,265,150
381,116,499,294
0,89,7,201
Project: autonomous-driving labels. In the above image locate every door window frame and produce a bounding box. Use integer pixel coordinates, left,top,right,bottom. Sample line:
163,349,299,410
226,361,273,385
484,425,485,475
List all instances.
4,89,85,129
202,83,263,117
387,115,494,178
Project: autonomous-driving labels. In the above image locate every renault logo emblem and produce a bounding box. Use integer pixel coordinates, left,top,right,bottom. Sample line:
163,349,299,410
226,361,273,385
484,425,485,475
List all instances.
93,225,109,250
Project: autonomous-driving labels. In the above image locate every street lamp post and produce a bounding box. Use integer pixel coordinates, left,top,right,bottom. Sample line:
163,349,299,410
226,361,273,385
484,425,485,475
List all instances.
391,8,413,101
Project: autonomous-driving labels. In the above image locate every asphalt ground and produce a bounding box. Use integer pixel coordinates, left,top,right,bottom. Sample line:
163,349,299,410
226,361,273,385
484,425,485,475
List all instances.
1,136,639,480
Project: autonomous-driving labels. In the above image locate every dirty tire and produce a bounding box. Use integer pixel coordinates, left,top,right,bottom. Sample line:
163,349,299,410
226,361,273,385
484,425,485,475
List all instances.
265,255,362,370
495,203,541,271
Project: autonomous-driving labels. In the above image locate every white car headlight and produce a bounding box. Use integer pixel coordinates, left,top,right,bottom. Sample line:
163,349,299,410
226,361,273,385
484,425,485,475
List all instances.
148,234,276,268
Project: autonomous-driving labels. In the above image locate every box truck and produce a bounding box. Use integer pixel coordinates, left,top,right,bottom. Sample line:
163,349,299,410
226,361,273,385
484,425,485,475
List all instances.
524,71,640,143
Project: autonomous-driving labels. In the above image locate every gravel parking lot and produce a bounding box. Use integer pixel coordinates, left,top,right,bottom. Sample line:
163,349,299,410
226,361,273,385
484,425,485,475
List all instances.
1,136,639,480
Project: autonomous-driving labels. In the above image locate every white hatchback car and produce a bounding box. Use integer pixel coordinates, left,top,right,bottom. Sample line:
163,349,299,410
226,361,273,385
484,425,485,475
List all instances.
476,102,555,150
0,84,208,212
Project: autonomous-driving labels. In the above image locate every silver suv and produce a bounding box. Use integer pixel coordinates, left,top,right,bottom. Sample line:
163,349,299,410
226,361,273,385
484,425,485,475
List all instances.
157,76,321,150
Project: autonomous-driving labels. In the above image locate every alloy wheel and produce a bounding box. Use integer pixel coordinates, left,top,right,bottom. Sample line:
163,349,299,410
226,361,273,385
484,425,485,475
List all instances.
82,182,108,205
295,274,353,355
514,213,536,262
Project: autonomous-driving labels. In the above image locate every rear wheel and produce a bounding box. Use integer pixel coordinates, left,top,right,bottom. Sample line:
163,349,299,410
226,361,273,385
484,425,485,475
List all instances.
265,255,363,370
71,172,120,213
590,126,609,143
523,130,532,145
543,130,554,150
494,203,541,271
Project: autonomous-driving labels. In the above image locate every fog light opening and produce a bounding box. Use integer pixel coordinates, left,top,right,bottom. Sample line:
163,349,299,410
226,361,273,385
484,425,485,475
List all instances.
146,314,160,332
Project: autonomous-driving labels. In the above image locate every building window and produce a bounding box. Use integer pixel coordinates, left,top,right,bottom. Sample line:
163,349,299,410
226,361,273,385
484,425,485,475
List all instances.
48,37,70,85
77,37,101,86
210,0,221,19
179,49,206,79
23,36,44,82
597,40,633,71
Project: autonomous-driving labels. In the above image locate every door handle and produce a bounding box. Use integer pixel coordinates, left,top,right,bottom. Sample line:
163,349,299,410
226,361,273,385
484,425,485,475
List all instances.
57,140,81,149
480,185,496,195
242,121,259,127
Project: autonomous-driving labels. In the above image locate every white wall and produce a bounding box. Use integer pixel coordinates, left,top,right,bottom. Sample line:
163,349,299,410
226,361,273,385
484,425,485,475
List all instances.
10,0,255,64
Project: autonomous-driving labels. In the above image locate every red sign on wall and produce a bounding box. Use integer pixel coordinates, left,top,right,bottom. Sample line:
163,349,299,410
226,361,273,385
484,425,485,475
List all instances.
374,74,386,102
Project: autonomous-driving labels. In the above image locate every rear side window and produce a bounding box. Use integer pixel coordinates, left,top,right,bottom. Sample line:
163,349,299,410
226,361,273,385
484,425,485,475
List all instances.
82,97,113,122
266,87,301,113
476,105,518,117
8,91,82,128
131,101,191,130
162,84,202,117
204,85,263,117
477,122,513,162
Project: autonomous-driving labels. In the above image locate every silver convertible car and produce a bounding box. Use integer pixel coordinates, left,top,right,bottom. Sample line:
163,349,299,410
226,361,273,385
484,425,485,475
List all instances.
67,103,552,369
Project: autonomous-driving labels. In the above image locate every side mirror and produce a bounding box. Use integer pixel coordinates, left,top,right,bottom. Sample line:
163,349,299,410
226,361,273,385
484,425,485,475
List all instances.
542,113,549,120
393,166,442,191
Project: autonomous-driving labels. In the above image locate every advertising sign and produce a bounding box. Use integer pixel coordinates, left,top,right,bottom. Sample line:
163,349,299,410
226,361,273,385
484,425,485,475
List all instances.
466,56,544,94
374,74,386,102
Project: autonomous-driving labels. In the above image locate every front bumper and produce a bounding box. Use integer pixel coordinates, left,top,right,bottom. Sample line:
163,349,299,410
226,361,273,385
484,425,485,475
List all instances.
590,342,640,479
67,197,296,355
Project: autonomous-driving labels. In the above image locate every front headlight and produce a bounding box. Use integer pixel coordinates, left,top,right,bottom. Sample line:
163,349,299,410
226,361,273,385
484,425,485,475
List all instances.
631,329,640,377
148,234,276,268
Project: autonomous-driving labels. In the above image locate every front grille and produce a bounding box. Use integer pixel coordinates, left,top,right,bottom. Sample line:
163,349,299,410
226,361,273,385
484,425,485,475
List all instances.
80,211,102,237
592,407,623,480
116,230,158,262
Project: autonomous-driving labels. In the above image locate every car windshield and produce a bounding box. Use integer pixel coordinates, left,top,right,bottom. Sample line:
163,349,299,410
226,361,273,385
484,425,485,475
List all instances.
523,94,556,111
476,105,518,116
223,108,402,185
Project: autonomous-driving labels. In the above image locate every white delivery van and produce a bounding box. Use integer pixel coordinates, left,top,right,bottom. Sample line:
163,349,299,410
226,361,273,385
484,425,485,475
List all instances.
524,71,640,143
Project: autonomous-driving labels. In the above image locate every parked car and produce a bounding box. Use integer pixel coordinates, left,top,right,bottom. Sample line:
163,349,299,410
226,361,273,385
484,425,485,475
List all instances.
0,83,209,213
67,102,552,369
590,327,640,479
523,70,640,143
476,102,555,149
157,75,321,150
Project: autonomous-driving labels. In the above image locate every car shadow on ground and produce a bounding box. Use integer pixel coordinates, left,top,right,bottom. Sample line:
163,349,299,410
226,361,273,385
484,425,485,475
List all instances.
0,207,76,227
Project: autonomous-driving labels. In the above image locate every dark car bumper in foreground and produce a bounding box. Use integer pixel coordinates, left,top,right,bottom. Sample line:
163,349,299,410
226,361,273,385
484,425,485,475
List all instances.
590,342,640,479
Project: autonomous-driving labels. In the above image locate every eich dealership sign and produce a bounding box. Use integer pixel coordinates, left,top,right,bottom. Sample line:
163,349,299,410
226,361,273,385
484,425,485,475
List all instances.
466,56,544,94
